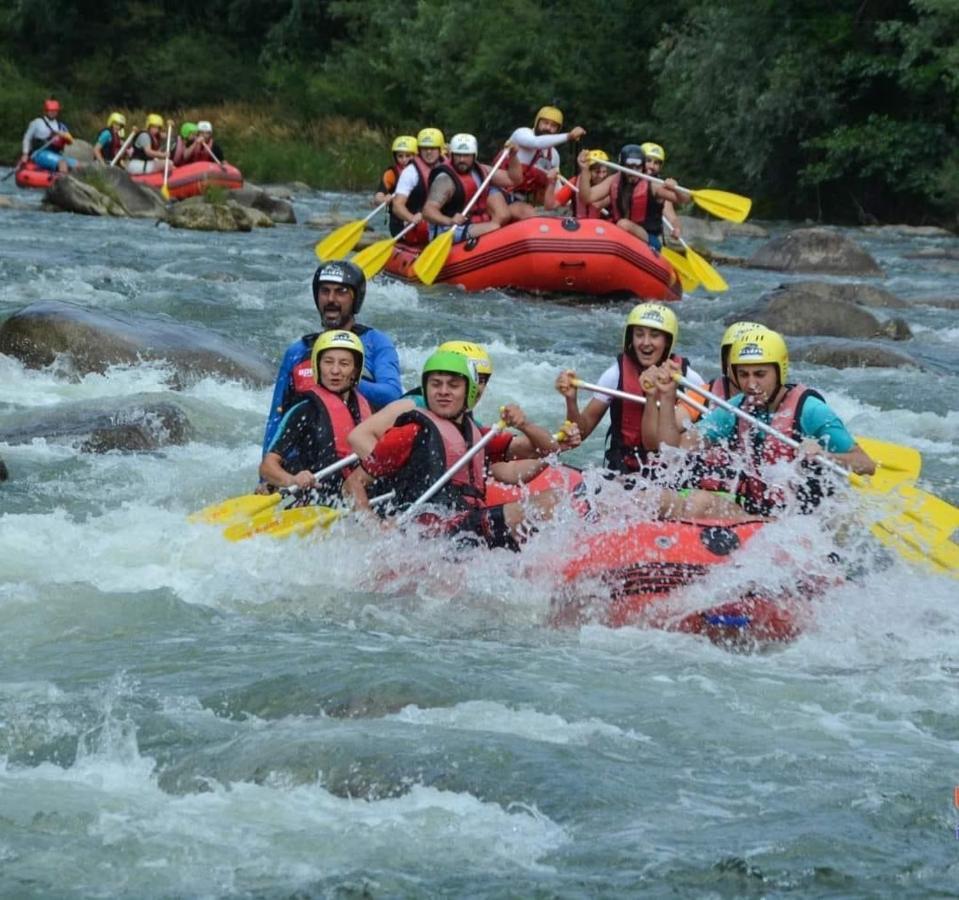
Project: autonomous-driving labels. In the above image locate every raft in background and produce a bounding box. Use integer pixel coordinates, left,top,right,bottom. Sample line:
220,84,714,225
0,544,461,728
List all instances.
14,161,58,190
384,216,683,300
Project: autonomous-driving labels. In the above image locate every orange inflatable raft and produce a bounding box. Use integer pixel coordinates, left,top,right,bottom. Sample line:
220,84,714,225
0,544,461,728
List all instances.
130,161,243,200
14,161,60,190
384,216,682,300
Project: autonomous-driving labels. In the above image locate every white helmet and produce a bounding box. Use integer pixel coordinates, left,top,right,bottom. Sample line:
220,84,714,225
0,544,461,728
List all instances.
197,120,213,133
449,133,478,155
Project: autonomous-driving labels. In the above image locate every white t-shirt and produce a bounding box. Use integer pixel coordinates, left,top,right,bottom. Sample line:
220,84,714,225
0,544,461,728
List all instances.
509,127,566,168
395,163,424,198
591,360,707,425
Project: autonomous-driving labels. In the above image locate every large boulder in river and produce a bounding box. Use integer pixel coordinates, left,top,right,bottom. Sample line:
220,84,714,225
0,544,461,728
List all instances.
748,227,883,275
44,174,127,217
740,286,912,340
230,186,296,224
44,167,167,218
0,300,273,386
767,280,909,310
792,340,920,370
165,197,274,231
67,139,96,164
0,397,193,452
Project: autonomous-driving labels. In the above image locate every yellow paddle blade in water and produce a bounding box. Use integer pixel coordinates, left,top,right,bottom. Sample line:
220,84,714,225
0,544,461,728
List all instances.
689,188,752,223
314,219,367,262
661,247,700,293
412,227,455,285
870,484,959,578
223,504,343,542
351,235,399,279
189,491,281,526
684,244,728,292
854,437,921,486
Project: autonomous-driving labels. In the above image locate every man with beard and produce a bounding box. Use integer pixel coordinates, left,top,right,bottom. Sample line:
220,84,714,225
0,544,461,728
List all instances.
261,261,402,454
422,133,516,243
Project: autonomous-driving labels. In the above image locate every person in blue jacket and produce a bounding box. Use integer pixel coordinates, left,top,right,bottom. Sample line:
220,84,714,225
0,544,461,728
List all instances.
262,261,402,453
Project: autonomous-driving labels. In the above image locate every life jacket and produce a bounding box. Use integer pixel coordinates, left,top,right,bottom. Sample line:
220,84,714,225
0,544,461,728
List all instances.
380,164,401,195
428,162,491,222
301,382,371,486
572,176,607,220
608,175,662,234
708,375,737,404
389,155,437,241
512,149,551,199
380,408,487,511
731,384,824,512
131,129,162,161
289,326,372,396
32,117,67,153
96,127,124,162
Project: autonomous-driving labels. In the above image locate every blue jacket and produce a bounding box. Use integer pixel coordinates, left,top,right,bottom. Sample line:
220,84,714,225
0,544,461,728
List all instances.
262,324,402,453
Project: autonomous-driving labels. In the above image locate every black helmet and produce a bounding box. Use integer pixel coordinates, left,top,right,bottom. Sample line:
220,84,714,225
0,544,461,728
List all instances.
618,144,645,169
312,260,367,314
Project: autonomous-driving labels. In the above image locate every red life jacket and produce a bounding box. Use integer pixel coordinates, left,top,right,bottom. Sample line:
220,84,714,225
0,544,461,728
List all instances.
608,175,650,224
384,408,487,510
708,375,735,403
512,149,550,197
403,154,439,214
303,382,371,473
429,162,491,222
572,175,606,220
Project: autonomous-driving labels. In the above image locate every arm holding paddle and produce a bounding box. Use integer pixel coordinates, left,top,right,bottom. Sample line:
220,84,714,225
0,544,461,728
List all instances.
554,369,610,441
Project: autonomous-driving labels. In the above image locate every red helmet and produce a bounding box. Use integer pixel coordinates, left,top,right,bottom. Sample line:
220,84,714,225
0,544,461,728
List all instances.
43,98,60,116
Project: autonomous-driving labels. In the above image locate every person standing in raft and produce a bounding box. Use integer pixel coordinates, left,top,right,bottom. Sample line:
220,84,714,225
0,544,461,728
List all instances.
20,98,76,174
390,127,447,245
577,145,684,249
554,302,707,478
92,112,127,166
127,114,170,174
344,350,561,550
639,142,690,246
642,328,876,515
544,149,610,219
262,260,402,455
192,121,225,163
374,135,418,207
172,122,200,166
259,331,372,504
422,133,517,243
505,105,586,218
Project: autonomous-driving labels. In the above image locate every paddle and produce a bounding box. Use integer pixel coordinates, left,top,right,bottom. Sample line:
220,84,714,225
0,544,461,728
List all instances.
602,159,752,223
662,219,728,292
350,220,418,279
314,201,390,262
224,491,395,542
109,130,137,167
203,141,227,172
160,123,173,201
401,419,507,519
190,453,360,525
3,135,59,181
675,374,957,576
413,147,512,285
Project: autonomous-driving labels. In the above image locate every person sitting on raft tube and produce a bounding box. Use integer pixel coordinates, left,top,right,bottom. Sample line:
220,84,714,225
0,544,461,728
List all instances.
20,98,76,174
544,149,610,219
642,328,876,516
262,260,402,455
505,106,586,218
93,112,127,166
390,127,447,245
422,133,517,244
259,330,372,503
577,145,684,250
555,302,707,479
192,120,225,164
640,142,690,245
127,114,170,174
707,321,765,404
172,122,199,166
344,350,562,550
374,135,417,207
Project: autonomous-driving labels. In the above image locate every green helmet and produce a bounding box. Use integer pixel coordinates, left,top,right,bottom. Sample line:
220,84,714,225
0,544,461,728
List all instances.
180,122,198,140
422,349,479,411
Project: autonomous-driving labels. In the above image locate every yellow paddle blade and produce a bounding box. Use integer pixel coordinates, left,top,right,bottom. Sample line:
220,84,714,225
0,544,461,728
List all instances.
661,247,700,293
351,236,398,279
870,484,959,578
854,437,921,482
690,188,752,223
223,504,343,542
683,245,728,292
160,184,171,201
412,228,455,285
314,219,367,262
189,491,281,526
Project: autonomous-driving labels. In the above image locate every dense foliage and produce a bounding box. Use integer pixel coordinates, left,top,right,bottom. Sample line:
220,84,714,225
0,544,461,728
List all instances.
2,0,956,224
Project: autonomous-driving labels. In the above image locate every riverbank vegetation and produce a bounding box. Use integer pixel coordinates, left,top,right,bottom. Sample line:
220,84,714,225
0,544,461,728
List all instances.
1,0,956,226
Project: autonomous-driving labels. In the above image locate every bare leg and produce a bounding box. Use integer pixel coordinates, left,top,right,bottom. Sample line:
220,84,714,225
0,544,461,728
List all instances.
616,218,649,242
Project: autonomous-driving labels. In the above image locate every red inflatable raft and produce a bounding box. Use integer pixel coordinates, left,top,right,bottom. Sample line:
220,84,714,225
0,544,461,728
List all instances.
14,161,59,190
130,161,243,200
384,216,682,300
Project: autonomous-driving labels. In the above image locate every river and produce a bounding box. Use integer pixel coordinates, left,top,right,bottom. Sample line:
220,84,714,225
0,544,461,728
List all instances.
1,176,958,897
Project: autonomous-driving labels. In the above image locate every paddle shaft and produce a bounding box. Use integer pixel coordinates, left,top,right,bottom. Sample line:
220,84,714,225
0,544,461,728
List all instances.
458,147,511,221
402,421,506,518
161,124,173,193
109,130,137,166
202,140,227,170
603,158,692,197
3,136,59,180
573,378,707,416
279,453,359,498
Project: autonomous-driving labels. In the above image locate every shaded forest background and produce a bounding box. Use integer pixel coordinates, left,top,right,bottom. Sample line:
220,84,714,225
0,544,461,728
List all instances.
1,0,956,226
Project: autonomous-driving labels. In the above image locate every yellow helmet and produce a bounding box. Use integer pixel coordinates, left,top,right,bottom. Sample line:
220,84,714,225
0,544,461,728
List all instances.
391,135,418,154
310,330,365,383
640,142,666,162
720,321,767,366
586,149,609,166
624,302,679,357
416,127,445,149
729,329,789,384
146,113,164,129
438,340,493,378
107,112,126,128
534,106,564,128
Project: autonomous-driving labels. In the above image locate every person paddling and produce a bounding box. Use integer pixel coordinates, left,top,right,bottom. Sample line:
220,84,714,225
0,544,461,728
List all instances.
390,127,447,245
93,112,127,166
193,121,225,164
20,98,76,175
707,321,765,403
545,149,610,219
259,330,372,504
262,261,402,455
639,142,690,247
643,328,875,515
172,122,199,166
128,114,170,174
374,135,418,208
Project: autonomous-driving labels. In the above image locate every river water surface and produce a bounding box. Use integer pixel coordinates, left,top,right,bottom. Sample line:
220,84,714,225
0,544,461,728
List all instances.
1,177,958,898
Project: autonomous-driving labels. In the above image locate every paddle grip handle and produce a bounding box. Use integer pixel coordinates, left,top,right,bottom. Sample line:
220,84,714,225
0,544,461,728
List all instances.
280,452,360,498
